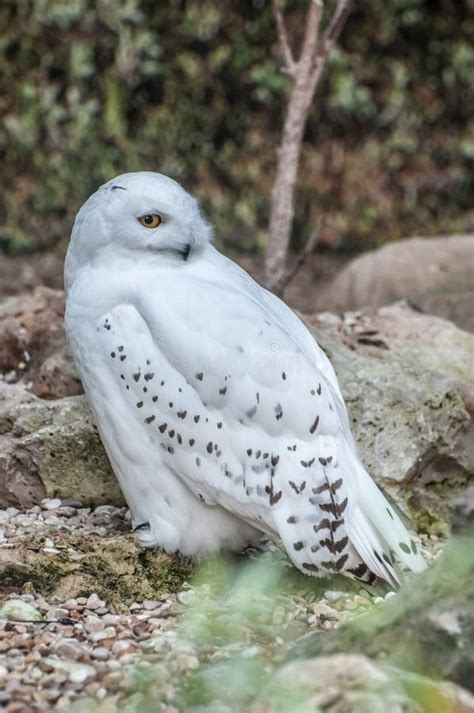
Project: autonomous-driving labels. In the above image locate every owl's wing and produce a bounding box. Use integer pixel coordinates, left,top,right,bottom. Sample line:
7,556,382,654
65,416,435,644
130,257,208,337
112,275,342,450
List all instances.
95,268,424,585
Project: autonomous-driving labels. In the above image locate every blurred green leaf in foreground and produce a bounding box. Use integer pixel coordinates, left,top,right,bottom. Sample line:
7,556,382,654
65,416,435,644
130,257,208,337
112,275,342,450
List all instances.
74,524,473,712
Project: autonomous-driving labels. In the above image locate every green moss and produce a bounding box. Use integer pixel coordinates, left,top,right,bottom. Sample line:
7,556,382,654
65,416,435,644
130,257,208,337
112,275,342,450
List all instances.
407,471,472,535
0,532,193,608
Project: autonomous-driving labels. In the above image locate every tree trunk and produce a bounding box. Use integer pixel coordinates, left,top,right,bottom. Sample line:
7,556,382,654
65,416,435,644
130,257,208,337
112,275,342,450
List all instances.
266,80,315,292
265,0,353,296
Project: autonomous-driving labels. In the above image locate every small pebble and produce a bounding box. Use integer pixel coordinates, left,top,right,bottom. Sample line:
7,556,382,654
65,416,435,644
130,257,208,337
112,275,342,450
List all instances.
90,647,110,661
324,590,346,603
68,664,96,684
177,590,196,605
85,593,105,610
41,498,62,510
143,600,161,610
83,615,104,633
45,607,70,621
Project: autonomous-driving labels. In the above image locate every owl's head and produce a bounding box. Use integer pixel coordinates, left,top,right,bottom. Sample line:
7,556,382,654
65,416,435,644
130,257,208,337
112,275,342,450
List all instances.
65,172,213,287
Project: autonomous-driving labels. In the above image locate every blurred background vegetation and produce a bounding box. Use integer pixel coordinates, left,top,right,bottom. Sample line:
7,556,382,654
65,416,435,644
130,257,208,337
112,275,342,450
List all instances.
0,0,473,256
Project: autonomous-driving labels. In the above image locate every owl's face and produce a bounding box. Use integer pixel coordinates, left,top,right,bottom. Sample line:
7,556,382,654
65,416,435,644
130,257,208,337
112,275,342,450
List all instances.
65,172,212,287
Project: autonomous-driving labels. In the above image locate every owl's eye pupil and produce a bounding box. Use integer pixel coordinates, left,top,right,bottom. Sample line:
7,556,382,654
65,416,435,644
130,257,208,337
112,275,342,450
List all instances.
138,213,161,228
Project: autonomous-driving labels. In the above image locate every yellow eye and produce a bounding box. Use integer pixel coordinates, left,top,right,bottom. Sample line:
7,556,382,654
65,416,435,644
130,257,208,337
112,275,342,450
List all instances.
138,214,161,228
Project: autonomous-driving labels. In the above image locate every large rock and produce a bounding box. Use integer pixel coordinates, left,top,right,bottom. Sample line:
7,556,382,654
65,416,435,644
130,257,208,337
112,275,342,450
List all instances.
0,382,122,508
315,236,474,331
0,254,64,299
0,286,82,399
290,523,474,695
267,654,474,713
307,301,474,533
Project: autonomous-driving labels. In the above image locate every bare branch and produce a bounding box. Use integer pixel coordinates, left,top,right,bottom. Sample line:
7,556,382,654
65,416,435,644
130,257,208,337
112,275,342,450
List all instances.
272,217,326,296
312,0,353,77
297,0,324,77
272,0,296,76
265,0,352,292
324,0,353,47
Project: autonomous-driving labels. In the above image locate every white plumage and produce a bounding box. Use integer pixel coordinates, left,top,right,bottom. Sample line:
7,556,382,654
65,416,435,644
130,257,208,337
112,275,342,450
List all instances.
65,172,425,586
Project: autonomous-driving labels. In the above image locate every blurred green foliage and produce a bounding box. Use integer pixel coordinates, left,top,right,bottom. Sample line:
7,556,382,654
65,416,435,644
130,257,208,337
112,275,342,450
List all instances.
0,0,472,254
72,530,473,712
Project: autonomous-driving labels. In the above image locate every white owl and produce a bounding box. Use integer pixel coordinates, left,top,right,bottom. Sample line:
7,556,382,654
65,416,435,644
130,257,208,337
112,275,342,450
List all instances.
65,172,425,586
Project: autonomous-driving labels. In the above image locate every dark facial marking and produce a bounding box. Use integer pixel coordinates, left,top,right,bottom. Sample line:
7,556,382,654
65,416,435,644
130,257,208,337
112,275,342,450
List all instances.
181,243,191,261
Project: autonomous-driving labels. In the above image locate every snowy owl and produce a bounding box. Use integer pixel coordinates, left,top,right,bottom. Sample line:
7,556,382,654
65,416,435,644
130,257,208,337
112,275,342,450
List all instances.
65,172,425,586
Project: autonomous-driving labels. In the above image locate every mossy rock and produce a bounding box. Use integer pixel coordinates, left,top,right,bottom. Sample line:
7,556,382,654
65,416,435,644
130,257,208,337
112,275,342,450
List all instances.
310,304,474,534
0,531,193,608
0,385,123,508
290,526,474,692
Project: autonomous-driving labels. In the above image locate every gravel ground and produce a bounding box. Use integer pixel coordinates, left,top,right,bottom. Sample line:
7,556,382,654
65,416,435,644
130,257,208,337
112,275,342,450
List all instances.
0,501,443,712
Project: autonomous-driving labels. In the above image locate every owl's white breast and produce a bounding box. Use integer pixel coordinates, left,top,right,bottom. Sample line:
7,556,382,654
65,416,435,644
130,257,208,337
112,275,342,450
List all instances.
64,248,265,556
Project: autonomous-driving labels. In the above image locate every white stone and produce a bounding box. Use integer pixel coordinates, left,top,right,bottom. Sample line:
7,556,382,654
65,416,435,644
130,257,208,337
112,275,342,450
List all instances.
41,498,62,510
324,591,346,603
91,647,110,661
68,664,96,684
85,593,105,610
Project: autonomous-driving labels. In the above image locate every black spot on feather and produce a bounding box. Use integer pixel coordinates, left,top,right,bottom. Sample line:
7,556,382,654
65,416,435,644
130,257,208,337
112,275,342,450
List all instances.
310,415,320,434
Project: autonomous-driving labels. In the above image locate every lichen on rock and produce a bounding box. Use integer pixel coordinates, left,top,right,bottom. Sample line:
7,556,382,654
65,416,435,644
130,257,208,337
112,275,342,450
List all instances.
0,530,192,607
309,302,474,534
0,383,122,508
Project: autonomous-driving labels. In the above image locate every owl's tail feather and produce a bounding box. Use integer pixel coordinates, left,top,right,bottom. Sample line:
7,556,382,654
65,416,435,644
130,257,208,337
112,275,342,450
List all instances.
345,450,426,587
